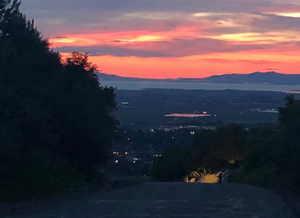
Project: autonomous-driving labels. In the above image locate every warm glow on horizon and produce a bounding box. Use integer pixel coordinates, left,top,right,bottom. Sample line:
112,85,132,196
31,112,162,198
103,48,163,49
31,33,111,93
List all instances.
59,50,300,79
40,0,300,79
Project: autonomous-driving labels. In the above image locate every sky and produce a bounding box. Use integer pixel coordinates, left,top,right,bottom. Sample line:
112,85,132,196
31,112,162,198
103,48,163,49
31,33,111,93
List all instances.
21,0,300,79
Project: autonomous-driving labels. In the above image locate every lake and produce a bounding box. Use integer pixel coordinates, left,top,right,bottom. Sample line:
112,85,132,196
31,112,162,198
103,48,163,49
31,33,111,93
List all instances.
100,80,300,92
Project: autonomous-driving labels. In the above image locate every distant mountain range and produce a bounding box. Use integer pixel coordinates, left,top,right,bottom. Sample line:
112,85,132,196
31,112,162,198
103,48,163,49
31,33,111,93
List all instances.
97,72,300,85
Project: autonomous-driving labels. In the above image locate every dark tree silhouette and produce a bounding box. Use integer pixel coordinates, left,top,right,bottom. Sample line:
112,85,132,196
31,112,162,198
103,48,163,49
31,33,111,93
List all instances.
231,96,300,190
57,52,117,177
279,95,300,140
0,0,117,197
151,125,246,181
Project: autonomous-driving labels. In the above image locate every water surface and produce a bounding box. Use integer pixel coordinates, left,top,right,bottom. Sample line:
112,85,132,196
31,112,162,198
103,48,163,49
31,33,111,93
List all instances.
100,80,300,92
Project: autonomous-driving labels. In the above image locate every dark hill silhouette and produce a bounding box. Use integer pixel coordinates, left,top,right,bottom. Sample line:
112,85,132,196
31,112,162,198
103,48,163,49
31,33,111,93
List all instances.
97,72,300,85
201,72,300,85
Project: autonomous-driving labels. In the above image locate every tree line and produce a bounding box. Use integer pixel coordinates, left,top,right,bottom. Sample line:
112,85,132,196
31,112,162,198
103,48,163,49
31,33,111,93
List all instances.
0,0,117,200
152,96,300,191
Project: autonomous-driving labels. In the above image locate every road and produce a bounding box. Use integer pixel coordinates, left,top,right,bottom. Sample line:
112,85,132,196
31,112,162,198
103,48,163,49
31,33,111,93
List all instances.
2,182,296,218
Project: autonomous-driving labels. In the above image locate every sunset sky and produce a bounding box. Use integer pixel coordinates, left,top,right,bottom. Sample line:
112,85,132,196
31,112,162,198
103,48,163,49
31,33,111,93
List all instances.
22,0,300,79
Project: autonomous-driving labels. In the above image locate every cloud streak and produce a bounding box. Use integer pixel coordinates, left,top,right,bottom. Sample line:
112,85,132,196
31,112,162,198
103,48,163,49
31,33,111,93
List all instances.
57,38,279,57
21,0,300,78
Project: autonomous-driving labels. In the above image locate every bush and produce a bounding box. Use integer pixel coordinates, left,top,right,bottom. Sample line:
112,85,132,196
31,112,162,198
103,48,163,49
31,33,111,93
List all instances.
151,125,248,182
151,147,192,181
231,97,300,191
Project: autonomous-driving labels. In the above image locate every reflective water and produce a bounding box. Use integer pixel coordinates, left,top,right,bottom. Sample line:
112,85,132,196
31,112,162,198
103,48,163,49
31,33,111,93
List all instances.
100,80,300,92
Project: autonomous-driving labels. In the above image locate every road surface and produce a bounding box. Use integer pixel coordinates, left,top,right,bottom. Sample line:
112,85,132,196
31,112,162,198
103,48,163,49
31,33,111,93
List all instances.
2,182,296,218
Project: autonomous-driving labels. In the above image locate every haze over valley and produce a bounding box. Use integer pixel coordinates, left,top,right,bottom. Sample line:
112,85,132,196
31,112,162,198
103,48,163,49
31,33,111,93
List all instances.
99,71,300,91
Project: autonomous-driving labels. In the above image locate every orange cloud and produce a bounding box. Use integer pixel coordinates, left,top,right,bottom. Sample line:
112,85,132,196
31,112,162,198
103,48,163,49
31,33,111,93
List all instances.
49,25,209,48
49,37,97,46
210,32,300,44
52,7,300,79
84,50,300,79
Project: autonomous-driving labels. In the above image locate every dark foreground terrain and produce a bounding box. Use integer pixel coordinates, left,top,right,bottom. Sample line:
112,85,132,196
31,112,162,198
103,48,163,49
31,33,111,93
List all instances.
1,183,296,218
116,89,290,128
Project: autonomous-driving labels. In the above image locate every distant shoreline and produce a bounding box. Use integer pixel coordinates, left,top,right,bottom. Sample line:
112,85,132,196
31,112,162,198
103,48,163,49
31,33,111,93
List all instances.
100,80,300,92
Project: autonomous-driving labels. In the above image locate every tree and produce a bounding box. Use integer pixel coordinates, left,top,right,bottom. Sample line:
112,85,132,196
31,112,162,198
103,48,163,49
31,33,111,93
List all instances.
151,125,247,182
0,0,117,193
191,125,246,171
277,95,300,186
57,52,117,177
151,147,192,181
231,96,300,189
279,95,300,141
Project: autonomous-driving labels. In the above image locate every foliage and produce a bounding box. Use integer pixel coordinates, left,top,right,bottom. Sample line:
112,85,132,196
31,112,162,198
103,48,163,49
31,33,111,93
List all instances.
152,96,300,190
192,125,246,169
0,0,117,200
232,96,300,191
151,147,192,181
151,125,247,181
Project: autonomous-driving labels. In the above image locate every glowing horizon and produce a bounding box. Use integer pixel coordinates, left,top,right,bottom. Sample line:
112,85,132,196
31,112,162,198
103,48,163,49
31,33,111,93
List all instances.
23,0,300,79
